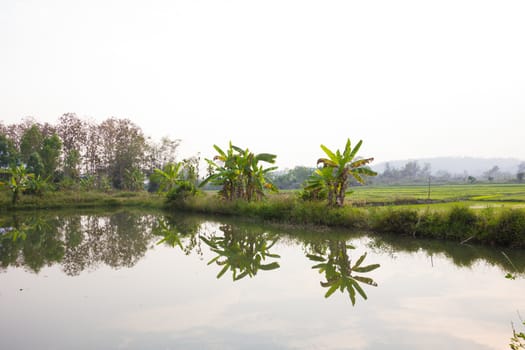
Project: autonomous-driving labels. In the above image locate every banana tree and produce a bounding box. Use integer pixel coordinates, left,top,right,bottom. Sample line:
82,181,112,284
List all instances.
3,165,34,205
307,241,380,305
315,138,377,206
152,162,183,193
200,142,278,201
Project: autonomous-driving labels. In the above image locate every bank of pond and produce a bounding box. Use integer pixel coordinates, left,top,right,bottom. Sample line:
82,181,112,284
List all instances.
173,194,525,248
2,188,525,248
0,209,524,349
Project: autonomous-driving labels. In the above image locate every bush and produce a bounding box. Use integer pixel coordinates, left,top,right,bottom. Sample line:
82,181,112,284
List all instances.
166,181,197,203
446,206,478,240
416,210,447,238
372,209,419,235
489,210,525,247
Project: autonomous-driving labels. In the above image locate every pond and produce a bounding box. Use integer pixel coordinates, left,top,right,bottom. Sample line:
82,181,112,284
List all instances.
0,209,524,350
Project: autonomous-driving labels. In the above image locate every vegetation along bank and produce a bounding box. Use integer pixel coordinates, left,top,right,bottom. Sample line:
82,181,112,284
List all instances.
1,115,524,247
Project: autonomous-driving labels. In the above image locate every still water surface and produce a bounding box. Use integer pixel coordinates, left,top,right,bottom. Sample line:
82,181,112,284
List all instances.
0,209,524,350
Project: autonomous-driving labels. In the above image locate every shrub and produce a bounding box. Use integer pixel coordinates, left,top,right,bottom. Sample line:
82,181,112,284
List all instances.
446,206,478,240
372,209,419,235
490,209,525,247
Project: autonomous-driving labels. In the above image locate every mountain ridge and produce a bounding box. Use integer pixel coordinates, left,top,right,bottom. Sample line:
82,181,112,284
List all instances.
372,157,524,176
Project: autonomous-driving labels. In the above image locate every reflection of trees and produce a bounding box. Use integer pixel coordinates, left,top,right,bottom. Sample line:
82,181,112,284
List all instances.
152,215,202,256
511,319,525,349
200,224,280,281
0,212,158,276
367,234,525,277
61,212,155,275
307,240,379,305
0,215,65,273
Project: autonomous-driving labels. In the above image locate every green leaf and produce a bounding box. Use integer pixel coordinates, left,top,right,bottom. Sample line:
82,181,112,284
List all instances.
216,264,229,279
317,158,337,168
207,255,221,265
348,284,356,305
234,270,250,281
348,139,363,161
324,283,339,298
259,262,280,271
353,275,378,286
353,253,367,269
320,144,338,162
307,254,326,262
350,279,368,300
353,264,380,273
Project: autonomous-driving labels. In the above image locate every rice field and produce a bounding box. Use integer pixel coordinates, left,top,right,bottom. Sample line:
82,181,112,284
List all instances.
347,183,525,209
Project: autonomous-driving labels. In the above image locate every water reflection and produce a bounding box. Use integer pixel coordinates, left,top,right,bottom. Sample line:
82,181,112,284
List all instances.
1,210,524,284
152,216,202,255
307,241,379,305
366,232,525,279
0,211,156,275
200,224,281,281
1,211,524,349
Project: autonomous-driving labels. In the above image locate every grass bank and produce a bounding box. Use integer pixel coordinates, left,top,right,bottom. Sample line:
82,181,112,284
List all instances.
0,190,164,212
172,192,525,248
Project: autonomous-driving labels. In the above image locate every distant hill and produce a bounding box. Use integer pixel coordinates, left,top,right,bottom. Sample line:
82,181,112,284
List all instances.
372,157,524,176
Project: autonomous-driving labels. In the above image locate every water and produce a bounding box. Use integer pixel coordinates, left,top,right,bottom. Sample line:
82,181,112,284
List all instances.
0,209,524,350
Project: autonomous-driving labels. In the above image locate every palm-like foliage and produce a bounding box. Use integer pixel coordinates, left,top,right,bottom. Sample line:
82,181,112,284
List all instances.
200,225,280,281
2,165,34,205
201,142,278,201
153,162,183,193
306,138,377,206
308,242,380,305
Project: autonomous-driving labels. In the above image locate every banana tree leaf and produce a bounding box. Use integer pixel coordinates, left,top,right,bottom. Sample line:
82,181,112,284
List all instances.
348,139,363,161
307,254,326,262
347,283,357,305
255,153,277,163
324,282,339,298
350,278,368,300
353,253,367,269
217,264,230,279
353,264,380,273
259,262,280,271
317,158,337,168
320,144,338,162
353,275,378,286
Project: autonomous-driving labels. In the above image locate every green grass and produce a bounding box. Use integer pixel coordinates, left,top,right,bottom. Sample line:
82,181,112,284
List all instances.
348,183,525,205
0,189,165,211
171,184,525,248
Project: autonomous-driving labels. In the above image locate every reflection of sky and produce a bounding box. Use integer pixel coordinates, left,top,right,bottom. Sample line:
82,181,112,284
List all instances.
1,229,524,350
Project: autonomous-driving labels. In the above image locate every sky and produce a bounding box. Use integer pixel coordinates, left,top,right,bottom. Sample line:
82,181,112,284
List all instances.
1,0,524,169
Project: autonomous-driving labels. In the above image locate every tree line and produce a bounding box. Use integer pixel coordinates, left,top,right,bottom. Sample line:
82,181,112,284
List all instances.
0,114,182,192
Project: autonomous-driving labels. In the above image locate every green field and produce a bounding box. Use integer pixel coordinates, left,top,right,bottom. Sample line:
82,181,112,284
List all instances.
346,183,525,210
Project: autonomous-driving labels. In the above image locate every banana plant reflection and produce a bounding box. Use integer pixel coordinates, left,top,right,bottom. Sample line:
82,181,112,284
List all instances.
200,224,280,281
152,216,204,258
308,241,380,305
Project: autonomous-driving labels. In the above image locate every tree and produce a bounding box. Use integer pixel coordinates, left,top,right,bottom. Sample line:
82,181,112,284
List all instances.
517,162,525,183
98,118,147,189
269,166,315,190
484,165,500,182
0,133,19,168
27,152,45,177
40,134,62,180
4,165,34,205
152,162,183,193
308,138,376,207
20,124,43,163
57,113,86,180
201,142,278,201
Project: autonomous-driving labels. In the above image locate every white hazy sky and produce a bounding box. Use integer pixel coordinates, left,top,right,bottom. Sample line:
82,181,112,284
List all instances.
1,0,524,169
